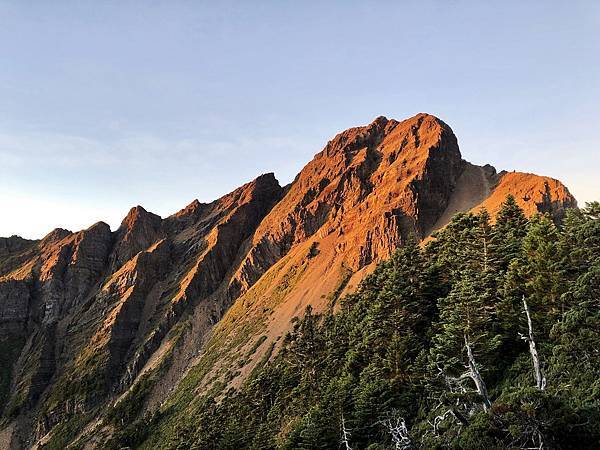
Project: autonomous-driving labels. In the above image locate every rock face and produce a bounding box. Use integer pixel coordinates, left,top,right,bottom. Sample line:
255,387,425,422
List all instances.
39,221,113,325
0,113,577,449
0,280,30,336
110,206,163,269
230,114,464,302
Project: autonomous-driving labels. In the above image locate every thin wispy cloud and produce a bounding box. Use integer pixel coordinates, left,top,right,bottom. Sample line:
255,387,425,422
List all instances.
0,129,317,238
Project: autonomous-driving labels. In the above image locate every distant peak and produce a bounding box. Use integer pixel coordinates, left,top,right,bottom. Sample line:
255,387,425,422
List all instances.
251,172,280,188
187,199,202,209
228,172,282,203
124,205,148,219
117,207,161,238
41,228,72,244
121,205,160,226
371,115,389,126
87,221,111,233
172,199,206,220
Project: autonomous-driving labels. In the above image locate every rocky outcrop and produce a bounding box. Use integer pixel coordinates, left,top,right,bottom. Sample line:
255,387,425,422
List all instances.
101,239,172,377
231,113,464,296
482,171,577,220
0,280,30,336
0,113,577,449
0,236,35,258
110,206,163,269
38,221,113,324
170,173,283,304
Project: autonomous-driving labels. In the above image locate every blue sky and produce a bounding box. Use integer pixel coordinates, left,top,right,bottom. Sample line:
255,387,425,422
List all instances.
1,1,598,239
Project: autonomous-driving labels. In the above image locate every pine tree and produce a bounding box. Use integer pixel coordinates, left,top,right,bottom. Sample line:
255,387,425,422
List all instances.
284,304,323,390
430,272,499,404
427,209,499,277
426,212,481,278
493,194,528,270
521,214,566,325
560,202,600,282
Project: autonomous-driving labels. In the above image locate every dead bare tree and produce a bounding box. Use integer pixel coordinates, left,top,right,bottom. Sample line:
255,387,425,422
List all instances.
380,410,412,449
432,409,456,435
426,364,470,441
424,406,468,446
340,414,353,450
464,334,492,411
435,363,472,417
427,335,492,442
520,296,546,390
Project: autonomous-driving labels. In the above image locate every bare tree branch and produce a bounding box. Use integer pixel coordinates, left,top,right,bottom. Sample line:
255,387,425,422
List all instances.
380,410,412,449
340,414,353,450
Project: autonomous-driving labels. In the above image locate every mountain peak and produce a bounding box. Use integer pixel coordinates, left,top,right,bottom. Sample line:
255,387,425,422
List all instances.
243,112,464,276
86,221,112,234
0,113,579,449
370,115,389,126
120,205,160,229
111,207,163,267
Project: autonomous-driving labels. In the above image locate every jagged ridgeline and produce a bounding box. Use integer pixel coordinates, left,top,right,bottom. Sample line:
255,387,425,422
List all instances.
0,114,587,449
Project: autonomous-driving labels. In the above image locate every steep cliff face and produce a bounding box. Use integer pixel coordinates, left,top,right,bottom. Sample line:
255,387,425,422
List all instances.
110,206,163,270
0,113,577,449
0,280,29,337
231,114,464,300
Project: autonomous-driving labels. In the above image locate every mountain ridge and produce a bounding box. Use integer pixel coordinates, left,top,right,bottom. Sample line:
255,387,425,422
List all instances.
0,113,577,449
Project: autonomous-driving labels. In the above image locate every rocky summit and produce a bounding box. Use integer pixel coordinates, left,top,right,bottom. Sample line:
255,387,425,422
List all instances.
0,114,576,449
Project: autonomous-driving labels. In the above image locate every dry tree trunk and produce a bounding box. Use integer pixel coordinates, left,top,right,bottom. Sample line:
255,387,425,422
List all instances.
521,296,546,390
464,334,492,411
340,415,353,450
